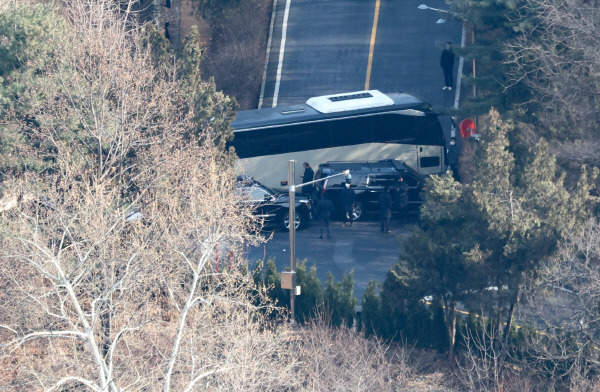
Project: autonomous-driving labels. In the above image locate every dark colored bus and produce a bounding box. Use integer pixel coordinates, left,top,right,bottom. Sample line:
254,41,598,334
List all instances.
229,90,446,189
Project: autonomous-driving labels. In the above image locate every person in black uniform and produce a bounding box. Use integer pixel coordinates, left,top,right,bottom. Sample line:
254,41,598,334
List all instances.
340,183,356,226
440,42,455,90
394,176,409,222
301,162,314,196
317,193,334,239
378,186,392,233
447,137,460,181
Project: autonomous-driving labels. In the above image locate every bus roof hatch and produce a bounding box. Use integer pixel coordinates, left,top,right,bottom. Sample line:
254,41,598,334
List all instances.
306,90,394,113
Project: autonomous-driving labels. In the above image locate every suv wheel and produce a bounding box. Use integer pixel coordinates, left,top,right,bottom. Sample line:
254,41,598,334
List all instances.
283,212,303,230
350,201,363,221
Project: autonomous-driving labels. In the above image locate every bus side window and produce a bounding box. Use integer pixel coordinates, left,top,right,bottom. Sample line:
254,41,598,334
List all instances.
335,117,372,145
372,114,417,144
289,121,332,151
246,127,290,156
420,156,440,168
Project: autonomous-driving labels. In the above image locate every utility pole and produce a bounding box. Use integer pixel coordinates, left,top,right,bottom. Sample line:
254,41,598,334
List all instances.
282,162,350,324
288,160,296,323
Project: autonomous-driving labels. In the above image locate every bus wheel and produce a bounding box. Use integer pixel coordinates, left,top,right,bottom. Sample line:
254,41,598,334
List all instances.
283,212,303,230
351,202,363,221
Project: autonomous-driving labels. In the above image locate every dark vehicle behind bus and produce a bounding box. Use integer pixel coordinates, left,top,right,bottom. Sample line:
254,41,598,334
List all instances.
314,160,425,220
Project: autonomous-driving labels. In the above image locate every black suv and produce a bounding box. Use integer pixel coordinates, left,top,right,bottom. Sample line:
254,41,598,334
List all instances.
236,176,312,230
313,160,425,220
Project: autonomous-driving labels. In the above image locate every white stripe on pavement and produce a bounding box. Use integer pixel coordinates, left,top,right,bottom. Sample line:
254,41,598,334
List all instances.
258,0,278,109
272,0,292,107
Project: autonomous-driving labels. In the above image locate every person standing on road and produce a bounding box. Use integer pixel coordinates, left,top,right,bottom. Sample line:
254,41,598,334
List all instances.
447,137,460,181
317,193,334,239
310,185,322,214
394,176,409,222
378,186,392,233
301,162,314,196
440,41,455,90
340,182,356,226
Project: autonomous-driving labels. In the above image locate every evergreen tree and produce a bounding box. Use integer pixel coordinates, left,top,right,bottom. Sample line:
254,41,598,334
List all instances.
381,109,593,363
294,261,323,324
261,258,287,308
140,22,171,70
400,170,487,361
177,25,237,151
449,0,537,118
323,271,357,328
0,3,66,176
469,110,591,351
361,281,381,338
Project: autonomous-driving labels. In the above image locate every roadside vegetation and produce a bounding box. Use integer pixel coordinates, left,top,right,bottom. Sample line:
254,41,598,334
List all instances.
191,0,272,109
0,1,442,391
2,0,600,391
355,0,600,390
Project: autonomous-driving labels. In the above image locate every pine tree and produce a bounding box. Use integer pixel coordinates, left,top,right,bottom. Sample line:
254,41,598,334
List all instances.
177,25,238,151
294,261,323,324
401,170,487,361
381,109,594,363
0,3,66,176
450,0,537,118
468,109,592,355
361,281,381,338
261,258,287,309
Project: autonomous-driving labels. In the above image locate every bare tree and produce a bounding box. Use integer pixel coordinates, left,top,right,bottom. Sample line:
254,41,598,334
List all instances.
198,0,272,109
0,2,467,392
0,2,300,391
513,218,600,389
456,314,537,392
506,0,600,159
292,320,451,392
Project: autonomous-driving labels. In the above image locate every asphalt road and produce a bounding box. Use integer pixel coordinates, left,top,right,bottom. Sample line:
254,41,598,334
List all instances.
248,0,463,302
245,218,415,301
260,0,463,109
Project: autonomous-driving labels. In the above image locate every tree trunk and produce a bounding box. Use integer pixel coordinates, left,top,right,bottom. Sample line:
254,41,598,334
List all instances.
100,306,111,359
443,295,457,364
499,284,521,367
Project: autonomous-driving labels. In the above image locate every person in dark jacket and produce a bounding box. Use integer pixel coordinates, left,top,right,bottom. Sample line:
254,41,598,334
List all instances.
440,42,455,90
378,186,392,233
340,183,356,226
317,193,334,239
310,186,322,212
393,176,409,222
447,137,460,181
301,162,314,196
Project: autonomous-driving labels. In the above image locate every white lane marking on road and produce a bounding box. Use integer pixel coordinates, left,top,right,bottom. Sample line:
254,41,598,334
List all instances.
272,0,292,107
258,0,278,109
334,239,354,267
454,23,466,109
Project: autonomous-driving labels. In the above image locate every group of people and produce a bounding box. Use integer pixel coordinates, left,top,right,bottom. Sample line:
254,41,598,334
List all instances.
294,43,458,240
301,162,355,240
301,162,410,240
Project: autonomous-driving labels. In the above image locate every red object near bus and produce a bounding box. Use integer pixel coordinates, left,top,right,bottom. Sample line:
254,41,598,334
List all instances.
459,118,476,138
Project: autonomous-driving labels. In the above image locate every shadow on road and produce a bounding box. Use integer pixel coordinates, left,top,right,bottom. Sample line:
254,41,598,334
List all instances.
245,217,416,300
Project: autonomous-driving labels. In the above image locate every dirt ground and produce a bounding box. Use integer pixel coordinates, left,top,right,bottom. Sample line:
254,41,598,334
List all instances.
175,0,270,110
179,0,210,46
